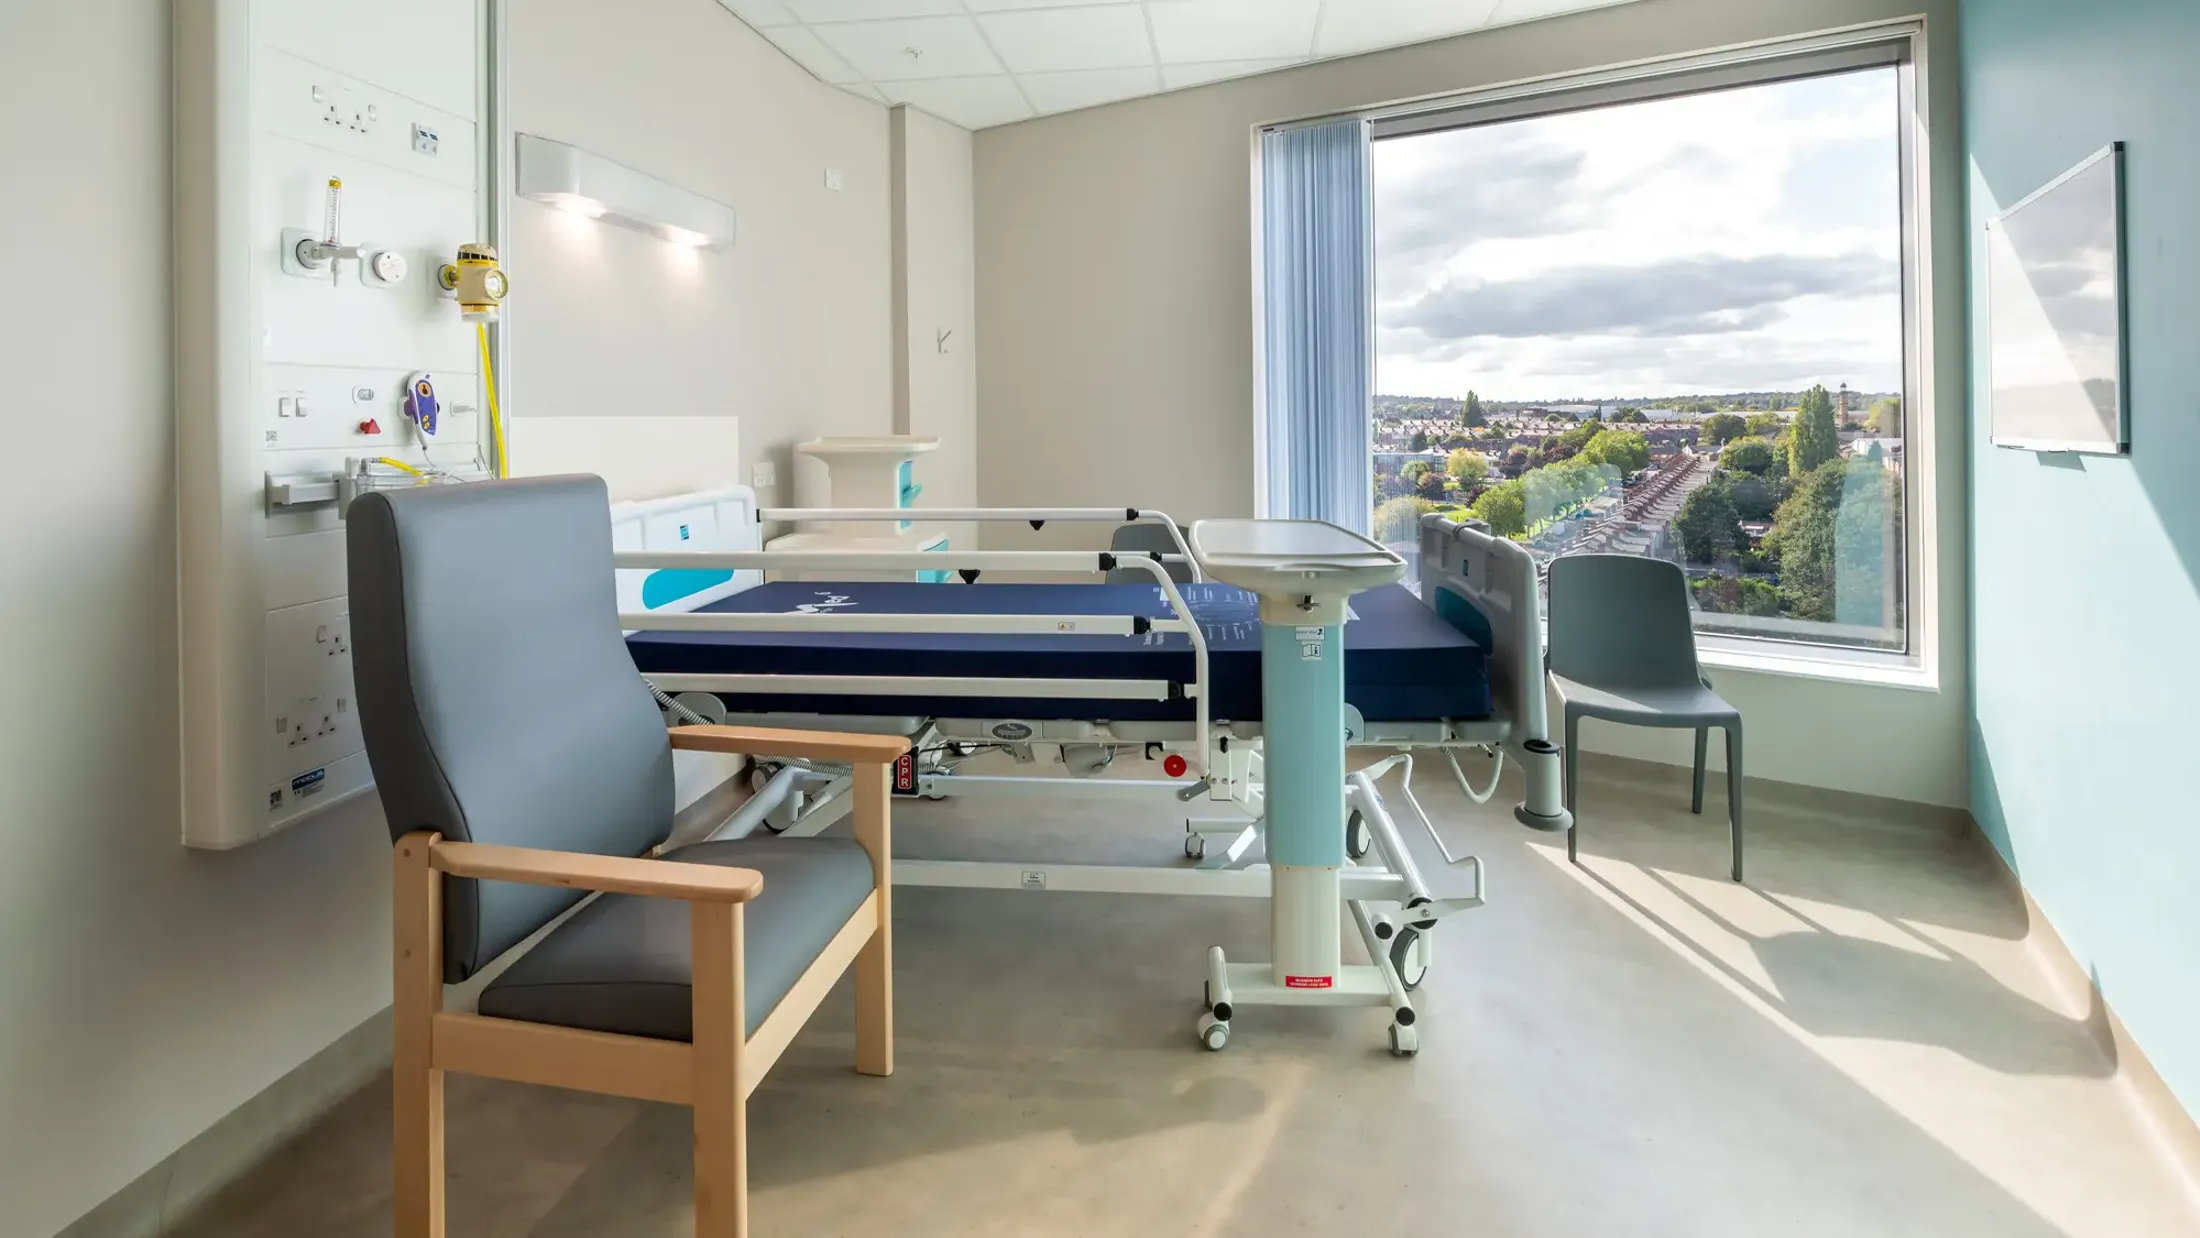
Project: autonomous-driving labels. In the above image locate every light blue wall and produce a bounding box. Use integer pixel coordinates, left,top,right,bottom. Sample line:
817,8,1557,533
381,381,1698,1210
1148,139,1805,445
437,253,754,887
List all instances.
1963,0,2200,1116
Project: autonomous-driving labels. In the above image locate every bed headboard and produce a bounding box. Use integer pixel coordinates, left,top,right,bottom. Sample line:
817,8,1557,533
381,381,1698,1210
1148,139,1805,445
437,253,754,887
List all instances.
1418,514,1550,742
610,484,761,615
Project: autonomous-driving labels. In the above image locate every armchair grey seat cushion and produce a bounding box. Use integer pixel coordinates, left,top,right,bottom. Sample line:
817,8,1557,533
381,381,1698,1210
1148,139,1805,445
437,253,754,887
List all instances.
478,836,875,1041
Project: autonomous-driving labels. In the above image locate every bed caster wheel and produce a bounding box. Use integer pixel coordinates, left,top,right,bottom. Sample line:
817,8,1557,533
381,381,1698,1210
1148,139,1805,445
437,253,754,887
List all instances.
1388,1022,1419,1058
1197,1011,1230,1052
1185,833,1207,861
1389,927,1429,992
1346,810,1371,861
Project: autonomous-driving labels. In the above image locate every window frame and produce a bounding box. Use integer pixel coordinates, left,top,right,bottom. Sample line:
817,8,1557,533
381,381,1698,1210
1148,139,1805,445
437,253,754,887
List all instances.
1352,22,1937,681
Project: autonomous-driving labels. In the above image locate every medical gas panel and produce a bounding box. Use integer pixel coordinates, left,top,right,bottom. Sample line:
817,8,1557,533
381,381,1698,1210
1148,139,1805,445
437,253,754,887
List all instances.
176,1,490,847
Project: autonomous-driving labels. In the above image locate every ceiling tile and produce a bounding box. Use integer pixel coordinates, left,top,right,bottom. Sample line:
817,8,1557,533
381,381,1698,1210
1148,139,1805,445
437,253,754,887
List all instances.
1160,57,1296,89
1316,0,1500,57
817,15,1005,80
881,76,1036,129
782,0,960,20
718,0,799,26
978,5,1155,73
1485,0,1639,27
764,27,864,82
966,0,1140,9
1018,66,1162,113
1147,0,1322,63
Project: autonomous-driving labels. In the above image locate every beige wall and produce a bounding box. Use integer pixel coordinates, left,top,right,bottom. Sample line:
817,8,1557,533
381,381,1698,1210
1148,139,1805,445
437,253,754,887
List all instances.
892,104,979,547
0,3,394,1234
509,0,895,510
2,2,899,1232
973,0,1971,807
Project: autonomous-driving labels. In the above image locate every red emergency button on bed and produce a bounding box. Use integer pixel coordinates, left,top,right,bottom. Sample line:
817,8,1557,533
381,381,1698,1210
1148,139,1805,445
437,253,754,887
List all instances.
1163,754,1188,778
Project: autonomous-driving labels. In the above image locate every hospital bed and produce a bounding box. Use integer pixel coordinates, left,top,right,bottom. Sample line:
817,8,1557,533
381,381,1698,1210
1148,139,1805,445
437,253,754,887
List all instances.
608,487,1568,1053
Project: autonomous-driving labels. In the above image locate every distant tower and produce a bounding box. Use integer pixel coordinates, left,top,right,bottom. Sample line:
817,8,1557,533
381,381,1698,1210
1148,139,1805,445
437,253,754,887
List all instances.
1838,382,1852,424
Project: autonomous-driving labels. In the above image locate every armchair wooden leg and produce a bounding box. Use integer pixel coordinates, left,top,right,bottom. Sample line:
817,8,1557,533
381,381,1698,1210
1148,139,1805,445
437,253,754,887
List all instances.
692,900,749,1237
393,834,446,1238
852,762,894,1078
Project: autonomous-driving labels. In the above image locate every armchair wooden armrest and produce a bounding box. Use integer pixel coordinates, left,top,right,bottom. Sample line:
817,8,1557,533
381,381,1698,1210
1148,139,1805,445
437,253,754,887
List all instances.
429,839,763,903
669,724,910,764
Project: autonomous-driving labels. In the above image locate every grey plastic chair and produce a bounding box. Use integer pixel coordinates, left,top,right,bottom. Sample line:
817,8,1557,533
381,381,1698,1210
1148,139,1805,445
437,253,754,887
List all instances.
1107,520,1194,583
347,474,906,1237
1546,554,1744,882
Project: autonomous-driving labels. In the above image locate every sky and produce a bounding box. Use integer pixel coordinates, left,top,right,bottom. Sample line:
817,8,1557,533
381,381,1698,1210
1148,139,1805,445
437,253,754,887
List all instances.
1374,67,1905,402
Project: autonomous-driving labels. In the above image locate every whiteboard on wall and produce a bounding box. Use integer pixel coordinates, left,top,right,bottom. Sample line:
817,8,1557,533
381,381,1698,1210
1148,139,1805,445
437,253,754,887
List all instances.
510,415,741,502
1986,143,2129,454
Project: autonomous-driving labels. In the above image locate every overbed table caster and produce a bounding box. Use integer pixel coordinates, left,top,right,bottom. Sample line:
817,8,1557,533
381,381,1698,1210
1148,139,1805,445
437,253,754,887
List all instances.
1194,945,1419,1056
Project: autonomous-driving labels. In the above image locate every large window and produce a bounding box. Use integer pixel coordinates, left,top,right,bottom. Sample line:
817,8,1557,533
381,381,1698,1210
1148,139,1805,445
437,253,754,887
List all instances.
1370,45,1917,655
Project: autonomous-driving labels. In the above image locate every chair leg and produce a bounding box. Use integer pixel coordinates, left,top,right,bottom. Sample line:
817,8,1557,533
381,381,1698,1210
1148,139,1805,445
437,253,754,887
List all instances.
1563,709,1581,864
1725,724,1745,883
852,762,894,1078
692,902,749,1238
393,834,446,1238
1691,727,1708,815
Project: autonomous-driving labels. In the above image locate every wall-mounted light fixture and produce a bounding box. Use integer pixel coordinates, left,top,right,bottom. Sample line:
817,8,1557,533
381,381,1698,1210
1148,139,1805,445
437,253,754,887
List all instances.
515,133,736,250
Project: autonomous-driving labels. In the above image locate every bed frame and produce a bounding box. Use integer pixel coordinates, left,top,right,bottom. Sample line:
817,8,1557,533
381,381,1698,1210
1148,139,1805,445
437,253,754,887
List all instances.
601,489,1575,1043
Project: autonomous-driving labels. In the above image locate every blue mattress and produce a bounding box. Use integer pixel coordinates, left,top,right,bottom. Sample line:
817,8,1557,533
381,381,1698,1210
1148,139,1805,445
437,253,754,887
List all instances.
625,581,1491,723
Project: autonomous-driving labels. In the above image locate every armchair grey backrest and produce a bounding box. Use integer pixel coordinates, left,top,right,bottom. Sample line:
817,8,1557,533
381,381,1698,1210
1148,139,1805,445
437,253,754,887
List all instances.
1545,553,1744,882
349,474,673,981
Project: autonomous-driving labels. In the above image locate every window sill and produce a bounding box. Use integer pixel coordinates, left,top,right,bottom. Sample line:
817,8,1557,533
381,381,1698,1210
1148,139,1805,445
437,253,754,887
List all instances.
1697,640,1939,692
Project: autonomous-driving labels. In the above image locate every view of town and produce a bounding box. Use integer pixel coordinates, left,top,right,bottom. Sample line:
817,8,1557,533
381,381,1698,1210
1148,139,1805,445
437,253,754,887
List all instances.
1374,383,1905,648
1366,59,1912,651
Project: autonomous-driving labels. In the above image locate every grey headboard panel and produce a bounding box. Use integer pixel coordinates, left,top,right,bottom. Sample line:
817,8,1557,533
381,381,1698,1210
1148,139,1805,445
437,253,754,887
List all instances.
1417,514,1550,745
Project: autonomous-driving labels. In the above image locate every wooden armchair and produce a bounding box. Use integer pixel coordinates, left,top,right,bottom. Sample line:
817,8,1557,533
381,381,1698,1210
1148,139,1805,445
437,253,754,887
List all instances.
348,477,904,1237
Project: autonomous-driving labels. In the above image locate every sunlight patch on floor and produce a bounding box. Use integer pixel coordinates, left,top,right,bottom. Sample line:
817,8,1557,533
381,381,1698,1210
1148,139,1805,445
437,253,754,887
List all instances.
1526,838,2197,1238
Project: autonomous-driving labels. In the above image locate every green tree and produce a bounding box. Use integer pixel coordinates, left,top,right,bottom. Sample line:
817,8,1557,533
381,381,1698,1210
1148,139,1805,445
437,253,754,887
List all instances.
1402,460,1432,486
1409,430,1430,452
1789,383,1840,476
1540,417,1604,465
1692,574,1783,618
1468,478,1527,538
1580,428,1650,474
1867,396,1903,436
1720,436,1778,476
1727,472,1784,522
1674,476,1743,564
1700,413,1748,446
1745,411,1785,439
1445,448,1489,486
1502,445,1532,474
1461,390,1487,427
1764,458,1901,626
1416,469,1449,501
1613,408,1648,423
1374,496,1437,541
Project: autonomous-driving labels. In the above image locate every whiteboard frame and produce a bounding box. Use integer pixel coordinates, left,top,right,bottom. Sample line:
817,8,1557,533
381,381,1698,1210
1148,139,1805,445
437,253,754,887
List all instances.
1985,141,2130,456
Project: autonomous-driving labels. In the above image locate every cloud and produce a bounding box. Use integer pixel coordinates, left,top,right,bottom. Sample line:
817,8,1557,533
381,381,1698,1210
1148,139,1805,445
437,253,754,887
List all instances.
1372,133,1592,291
1382,250,1898,341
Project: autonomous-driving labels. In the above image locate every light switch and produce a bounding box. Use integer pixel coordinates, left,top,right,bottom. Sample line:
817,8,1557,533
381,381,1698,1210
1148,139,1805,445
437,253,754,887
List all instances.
294,395,311,418
277,396,294,418
824,168,844,192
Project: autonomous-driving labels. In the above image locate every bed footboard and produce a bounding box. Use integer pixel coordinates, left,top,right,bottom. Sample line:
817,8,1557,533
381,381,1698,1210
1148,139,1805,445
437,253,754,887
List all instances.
1416,515,1572,832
